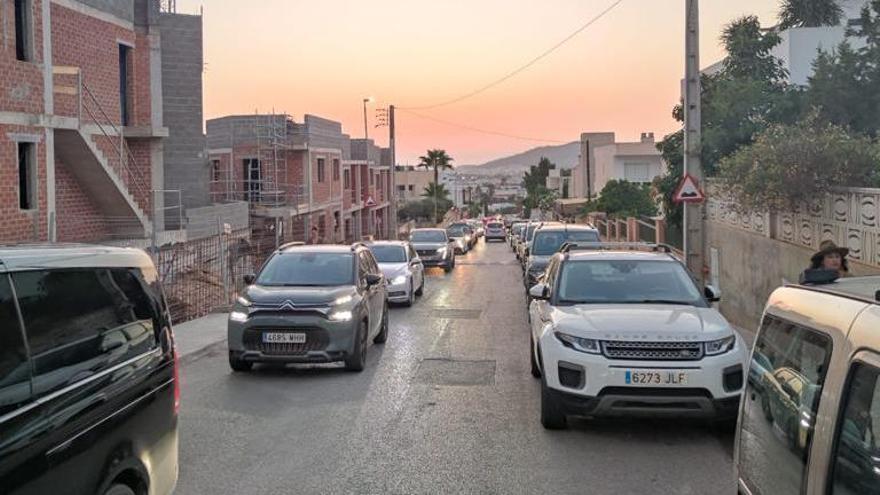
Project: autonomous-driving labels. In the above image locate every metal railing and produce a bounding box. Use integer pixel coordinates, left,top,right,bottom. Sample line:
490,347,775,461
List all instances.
210,180,308,210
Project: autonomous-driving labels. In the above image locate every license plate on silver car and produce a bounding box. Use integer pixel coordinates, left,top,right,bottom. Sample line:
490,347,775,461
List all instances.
262,332,306,344
625,370,689,385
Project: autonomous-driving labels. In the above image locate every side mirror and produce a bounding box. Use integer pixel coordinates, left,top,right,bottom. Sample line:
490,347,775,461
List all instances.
704,285,721,302
410,258,422,267
365,273,383,286
529,284,549,300
244,273,256,285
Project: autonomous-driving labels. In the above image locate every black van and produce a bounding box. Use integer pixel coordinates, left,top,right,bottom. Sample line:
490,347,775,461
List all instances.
0,245,179,495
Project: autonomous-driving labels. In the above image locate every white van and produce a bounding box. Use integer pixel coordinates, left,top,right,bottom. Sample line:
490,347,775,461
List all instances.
735,275,880,495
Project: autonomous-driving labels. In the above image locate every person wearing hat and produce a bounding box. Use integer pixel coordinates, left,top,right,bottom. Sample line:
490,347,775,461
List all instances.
809,240,851,277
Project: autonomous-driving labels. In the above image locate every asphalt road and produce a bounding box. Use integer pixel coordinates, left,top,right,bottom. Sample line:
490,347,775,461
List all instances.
176,239,738,495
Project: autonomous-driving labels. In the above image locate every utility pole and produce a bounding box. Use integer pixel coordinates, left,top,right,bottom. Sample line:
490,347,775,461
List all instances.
684,0,705,283
389,105,398,238
362,98,371,141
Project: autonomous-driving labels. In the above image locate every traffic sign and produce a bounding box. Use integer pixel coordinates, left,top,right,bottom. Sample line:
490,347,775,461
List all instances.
672,173,705,204
365,196,377,207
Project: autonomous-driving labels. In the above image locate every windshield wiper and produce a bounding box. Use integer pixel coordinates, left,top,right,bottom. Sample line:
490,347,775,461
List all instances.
622,299,693,305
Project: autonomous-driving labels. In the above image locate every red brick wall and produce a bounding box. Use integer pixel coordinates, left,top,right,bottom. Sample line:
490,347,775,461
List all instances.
1,0,45,115
0,125,47,242
55,156,111,241
310,151,338,205
126,139,152,212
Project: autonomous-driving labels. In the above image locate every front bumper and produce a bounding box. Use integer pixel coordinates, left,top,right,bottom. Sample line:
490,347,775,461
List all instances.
386,280,411,302
420,255,451,268
538,332,748,418
228,312,359,364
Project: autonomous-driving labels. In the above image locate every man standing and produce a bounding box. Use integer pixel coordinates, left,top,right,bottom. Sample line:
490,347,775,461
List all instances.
308,226,321,245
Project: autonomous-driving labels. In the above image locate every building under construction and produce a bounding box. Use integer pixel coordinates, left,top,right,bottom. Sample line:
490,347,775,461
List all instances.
207,113,394,261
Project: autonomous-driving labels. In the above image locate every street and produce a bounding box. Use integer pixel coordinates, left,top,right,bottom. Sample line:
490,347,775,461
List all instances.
176,240,738,495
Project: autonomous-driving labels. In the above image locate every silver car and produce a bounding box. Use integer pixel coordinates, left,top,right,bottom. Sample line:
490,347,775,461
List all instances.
367,241,425,307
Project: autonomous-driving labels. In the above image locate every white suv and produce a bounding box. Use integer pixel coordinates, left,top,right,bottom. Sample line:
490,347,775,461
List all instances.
528,244,749,429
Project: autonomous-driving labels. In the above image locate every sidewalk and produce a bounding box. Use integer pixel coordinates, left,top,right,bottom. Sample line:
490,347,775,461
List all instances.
172,312,229,360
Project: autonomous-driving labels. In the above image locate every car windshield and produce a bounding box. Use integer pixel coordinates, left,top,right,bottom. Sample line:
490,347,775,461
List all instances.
370,245,407,263
525,225,540,241
511,224,525,236
487,223,503,229
257,252,354,286
411,231,446,243
532,230,601,255
447,226,468,237
557,260,706,306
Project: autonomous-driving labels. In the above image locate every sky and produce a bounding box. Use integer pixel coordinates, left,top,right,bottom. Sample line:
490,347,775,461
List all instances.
178,0,780,165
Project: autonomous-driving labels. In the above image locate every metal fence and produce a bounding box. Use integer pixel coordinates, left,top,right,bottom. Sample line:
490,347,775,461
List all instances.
151,228,254,324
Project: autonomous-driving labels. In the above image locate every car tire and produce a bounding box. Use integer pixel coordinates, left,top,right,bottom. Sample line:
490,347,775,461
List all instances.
404,281,414,307
530,335,541,379
345,320,368,372
415,277,424,296
540,375,567,430
374,305,389,344
229,352,253,372
104,484,136,495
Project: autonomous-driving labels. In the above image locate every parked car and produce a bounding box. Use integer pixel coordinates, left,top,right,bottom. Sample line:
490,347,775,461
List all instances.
528,243,747,429
0,245,179,495
367,241,425,307
410,228,456,273
518,222,561,268
228,243,389,373
524,225,600,290
509,222,527,251
484,221,506,242
446,223,475,254
735,274,880,495
468,220,485,239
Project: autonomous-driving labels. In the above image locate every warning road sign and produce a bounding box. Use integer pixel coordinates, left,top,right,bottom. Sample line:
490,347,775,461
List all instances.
365,196,377,207
672,174,705,204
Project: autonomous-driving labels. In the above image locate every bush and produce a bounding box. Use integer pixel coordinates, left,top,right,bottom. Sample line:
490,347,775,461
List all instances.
588,180,658,218
718,115,880,212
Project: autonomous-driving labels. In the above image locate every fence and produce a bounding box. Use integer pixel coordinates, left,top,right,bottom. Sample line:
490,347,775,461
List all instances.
150,227,254,324
585,213,683,258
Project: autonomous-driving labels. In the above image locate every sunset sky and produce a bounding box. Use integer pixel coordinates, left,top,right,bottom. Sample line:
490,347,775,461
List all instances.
178,0,779,165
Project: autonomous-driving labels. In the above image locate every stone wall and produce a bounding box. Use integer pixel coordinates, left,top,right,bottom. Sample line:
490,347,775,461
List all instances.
706,183,880,331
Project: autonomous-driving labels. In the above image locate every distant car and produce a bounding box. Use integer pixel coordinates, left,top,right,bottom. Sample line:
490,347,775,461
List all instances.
518,222,562,268
368,241,425,307
447,223,475,254
509,222,527,251
228,243,389,373
485,221,506,242
467,219,485,239
529,244,745,429
410,228,456,273
524,225,600,290
0,245,179,495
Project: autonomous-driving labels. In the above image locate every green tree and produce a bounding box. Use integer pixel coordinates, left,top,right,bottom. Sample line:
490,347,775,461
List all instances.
421,182,450,201
418,149,454,223
720,16,786,82
718,113,880,212
590,180,658,218
779,0,844,29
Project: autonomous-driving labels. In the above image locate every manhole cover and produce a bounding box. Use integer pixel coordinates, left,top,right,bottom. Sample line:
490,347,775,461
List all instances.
429,308,482,320
414,358,496,386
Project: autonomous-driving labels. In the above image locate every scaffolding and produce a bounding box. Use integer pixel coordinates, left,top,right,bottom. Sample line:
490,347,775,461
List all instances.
253,112,290,207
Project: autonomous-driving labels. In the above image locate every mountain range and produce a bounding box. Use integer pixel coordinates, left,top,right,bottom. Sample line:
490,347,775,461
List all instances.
457,141,580,176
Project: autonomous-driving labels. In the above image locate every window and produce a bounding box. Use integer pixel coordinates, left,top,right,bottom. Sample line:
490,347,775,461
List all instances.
18,142,35,211
557,260,705,305
14,268,161,399
408,185,414,191
119,44,131,126
257,253,354,287
14,0,32,62
211,160,221,182
333,159,340,181
829,362,880,494
623,162,651,183
397,185,406,192
343,169,351,189
369,245,406,263
0,275,30,416
243,158,261,202
370,171,374,185
317,158,326,183
738,316,833,495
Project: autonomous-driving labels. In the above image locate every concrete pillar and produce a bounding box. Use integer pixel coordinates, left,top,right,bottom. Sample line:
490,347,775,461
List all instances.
627,217,638,242
42,0,55,241
655,218,666,244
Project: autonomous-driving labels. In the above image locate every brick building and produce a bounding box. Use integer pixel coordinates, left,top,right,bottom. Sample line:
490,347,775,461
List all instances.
207,113,393,248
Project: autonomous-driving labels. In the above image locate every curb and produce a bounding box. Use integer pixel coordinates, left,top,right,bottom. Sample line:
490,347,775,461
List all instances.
179,339,226,366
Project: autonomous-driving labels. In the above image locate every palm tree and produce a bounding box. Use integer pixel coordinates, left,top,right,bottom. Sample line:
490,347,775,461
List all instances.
421,182,450,202
779,0,843,29
418,149,454,223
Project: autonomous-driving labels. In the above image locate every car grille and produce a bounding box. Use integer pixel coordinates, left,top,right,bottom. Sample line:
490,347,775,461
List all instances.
417,249,438,258
243,327,330,355
601,340,704,361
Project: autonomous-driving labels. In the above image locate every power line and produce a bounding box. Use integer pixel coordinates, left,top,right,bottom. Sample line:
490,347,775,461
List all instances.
398,108,569,143
399,0,625,110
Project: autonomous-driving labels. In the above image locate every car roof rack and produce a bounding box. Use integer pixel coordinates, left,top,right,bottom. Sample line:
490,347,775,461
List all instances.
559,242,674,254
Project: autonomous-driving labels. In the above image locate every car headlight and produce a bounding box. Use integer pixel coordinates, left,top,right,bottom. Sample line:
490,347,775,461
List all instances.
554,332,601,354
391,275,407,285
436,247,447,255
329,310,353,322
333,294,353,306
705,335,736,356
229,310,248,322
236,296,252,307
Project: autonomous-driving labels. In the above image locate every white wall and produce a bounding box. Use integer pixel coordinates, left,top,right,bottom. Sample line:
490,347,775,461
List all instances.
593,145,664,195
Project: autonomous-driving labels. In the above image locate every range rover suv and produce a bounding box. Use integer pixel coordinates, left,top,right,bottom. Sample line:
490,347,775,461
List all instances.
228,243,389,372
528,243,748,429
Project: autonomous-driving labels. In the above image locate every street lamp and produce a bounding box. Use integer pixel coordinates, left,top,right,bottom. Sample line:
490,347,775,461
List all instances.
362,97,373,141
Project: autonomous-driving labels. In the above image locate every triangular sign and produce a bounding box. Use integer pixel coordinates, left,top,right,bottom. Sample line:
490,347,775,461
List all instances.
365,196,377,207
673,173,705,204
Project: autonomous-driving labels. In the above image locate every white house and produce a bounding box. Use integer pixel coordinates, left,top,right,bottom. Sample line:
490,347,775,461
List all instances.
592,133,665,195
